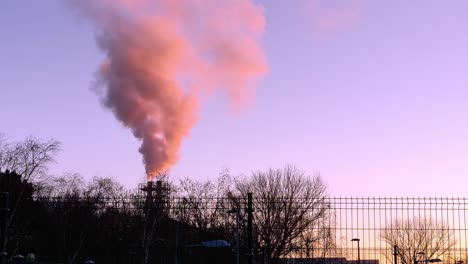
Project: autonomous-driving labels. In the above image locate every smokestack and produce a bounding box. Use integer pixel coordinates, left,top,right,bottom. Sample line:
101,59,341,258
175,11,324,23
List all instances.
140,181,154,208
139,180,170,213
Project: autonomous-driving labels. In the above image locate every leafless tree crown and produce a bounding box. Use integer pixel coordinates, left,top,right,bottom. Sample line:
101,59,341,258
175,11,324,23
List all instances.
380,218,456,264
0,136,61,181
236,165,330,260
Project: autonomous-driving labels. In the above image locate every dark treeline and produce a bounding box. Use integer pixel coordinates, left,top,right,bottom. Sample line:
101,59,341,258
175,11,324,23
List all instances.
0,170,141,264
0,136,331,264
0,167,331,264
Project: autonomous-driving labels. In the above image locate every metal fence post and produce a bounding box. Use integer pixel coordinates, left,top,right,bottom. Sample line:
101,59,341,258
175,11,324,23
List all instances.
247,193,253,264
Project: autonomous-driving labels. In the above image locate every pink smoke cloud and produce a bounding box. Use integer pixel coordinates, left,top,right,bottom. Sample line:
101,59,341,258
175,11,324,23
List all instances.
72,0,268,180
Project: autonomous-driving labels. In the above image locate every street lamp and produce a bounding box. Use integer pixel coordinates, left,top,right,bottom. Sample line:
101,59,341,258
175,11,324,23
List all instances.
416,252,426,264
416,251,442,264
351,238,360,264
228,209,240,264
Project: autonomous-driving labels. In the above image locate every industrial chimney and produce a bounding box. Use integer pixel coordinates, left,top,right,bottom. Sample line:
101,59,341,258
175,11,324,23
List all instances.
139,180,170,214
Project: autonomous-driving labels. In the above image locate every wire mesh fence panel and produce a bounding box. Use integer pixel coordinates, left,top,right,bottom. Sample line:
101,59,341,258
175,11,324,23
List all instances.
18,194,468,264
320,197,468,264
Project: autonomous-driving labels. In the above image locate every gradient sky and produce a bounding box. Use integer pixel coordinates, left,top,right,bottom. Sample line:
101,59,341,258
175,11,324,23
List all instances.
1,0,468,196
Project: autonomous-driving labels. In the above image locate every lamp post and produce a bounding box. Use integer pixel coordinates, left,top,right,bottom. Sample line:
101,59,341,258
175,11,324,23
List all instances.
351,238,360,264
393,245,398,264
228,209,240,264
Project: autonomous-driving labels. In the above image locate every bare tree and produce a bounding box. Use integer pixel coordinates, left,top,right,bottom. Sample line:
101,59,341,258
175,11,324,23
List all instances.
172,169,234,230
380,218,457,264
43,172,85,197
236,165,329,262
0,136,61,254
85,176,125,199
299,213,336,259
38,173,128,264
0,136,61,182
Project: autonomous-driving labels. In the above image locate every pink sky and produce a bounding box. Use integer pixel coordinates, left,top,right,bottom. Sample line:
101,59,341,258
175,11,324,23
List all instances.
1,0,468,196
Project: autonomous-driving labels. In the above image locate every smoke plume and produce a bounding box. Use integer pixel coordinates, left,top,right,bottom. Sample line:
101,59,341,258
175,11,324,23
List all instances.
73,0,268,180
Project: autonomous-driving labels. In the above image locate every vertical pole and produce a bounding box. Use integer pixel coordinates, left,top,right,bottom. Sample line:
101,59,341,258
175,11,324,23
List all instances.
175,222,179,264
247,193,253,264
357,240,360,264
0,192,9,264
394,245,398,264
236,211,240,264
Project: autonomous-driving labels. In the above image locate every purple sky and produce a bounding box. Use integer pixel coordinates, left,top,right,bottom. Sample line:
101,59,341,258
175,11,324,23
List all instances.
1,0,468,196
